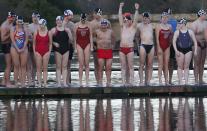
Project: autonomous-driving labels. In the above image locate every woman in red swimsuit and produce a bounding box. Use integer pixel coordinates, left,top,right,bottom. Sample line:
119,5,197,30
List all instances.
33,19,52,87
10,16,28,87
74,13,93,86
155,12,172,85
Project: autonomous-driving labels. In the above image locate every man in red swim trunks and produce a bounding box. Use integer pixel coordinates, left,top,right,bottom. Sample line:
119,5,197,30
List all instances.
95,19,115,86
118,2,139,85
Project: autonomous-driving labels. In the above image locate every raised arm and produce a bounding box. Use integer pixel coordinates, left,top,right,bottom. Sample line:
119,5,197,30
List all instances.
132,3,139,28
118,2,124,27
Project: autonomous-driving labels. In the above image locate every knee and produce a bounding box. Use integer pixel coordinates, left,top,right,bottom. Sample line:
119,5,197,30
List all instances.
56,64,61,70
147,62,153,68
43,66,48,72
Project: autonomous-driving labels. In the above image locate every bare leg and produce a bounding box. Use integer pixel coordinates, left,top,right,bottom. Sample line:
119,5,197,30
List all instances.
11,47,20,87
35,53,43,87
194,47,201,84
27,51,35,86
3,53,13,87
55,52,62,86
169,58,175,84
176,53,185,85
84,45,91,86
157,51,164,84
62,52,69,87
163,48,170,85
67,57,72,85
98,59,104,85
139,46,146,85
184,51,193,85
146,47,154,85
199,48,206,84
19,49,28,87
105,59,112,86
93,51,99,84
43,52,50,87
77,45,84,86
119,52,127,85
127,52,134,85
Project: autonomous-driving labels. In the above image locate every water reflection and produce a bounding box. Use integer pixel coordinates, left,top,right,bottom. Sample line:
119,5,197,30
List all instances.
1,98,207,131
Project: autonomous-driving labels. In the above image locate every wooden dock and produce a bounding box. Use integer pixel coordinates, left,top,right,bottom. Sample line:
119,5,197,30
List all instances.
0,85,207,99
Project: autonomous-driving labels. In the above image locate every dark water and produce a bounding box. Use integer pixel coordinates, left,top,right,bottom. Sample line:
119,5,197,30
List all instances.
0,97,206,131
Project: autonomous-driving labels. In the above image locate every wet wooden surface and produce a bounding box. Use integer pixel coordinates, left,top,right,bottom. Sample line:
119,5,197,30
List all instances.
0,85,207,98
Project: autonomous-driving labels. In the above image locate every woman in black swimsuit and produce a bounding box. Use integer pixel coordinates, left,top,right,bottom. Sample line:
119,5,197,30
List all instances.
173,18,198,85
51,16,73,87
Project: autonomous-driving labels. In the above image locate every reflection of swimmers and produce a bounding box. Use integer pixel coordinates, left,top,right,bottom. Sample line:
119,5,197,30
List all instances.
75,13,93,86
33,19,52,87
10,16,28,87
189,10,207,84
138,12,154,85
63,9,75,85
95,19,115,86
51,16,72,87
90,8,103,84
155,12,172,85
1,11,16,87
173,18,197,85
27,12,40,86
118,2,139,85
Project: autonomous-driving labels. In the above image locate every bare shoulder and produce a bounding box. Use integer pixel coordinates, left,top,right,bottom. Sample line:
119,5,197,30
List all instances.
188,29,194,34
65,27,71,32
174,30,179,35
1,21,7,29
50,27,56,34
167,23,172,29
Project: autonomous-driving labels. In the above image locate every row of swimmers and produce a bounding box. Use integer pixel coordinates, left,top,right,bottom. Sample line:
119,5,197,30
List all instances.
1,3,207,87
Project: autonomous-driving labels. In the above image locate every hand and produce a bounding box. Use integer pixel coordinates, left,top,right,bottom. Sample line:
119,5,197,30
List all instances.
157,49,162,56
120,2,124,8
135,3,139,10
176,50,180,57
53,42,60,48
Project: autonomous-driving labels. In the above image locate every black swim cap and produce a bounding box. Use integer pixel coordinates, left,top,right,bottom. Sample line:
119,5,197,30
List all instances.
32,12,40,18
8,11,16,18
80,13,87,20
197,9,206,17
94,8,102,16
16,16,24,24
142,12,150,18
178,18,187,25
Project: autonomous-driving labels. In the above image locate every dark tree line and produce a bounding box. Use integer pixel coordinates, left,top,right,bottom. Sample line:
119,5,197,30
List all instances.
0,0,206,27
